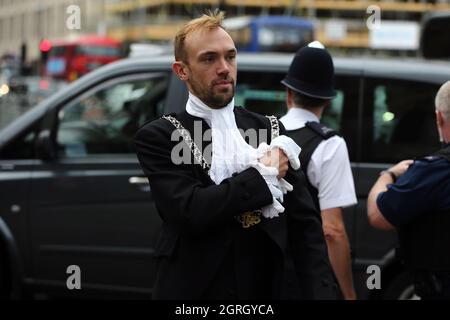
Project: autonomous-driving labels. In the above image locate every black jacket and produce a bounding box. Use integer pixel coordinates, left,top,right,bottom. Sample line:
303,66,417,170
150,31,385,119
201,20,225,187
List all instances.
134,107,336,299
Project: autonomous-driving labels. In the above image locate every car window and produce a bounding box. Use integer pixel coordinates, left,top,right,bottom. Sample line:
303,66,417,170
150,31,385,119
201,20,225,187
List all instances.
361,78,441,163
56,74,168,157
236,71,287,117
322,91,344,131
236,71,359,160
324,75,360,161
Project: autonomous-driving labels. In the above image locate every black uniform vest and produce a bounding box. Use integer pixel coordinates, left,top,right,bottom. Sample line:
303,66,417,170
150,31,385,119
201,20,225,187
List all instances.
286,121,338,211
282,121,338,299
397,144,450,271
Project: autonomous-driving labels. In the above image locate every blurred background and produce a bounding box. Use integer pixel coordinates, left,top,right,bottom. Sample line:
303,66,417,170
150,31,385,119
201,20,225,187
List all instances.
1,0,448,129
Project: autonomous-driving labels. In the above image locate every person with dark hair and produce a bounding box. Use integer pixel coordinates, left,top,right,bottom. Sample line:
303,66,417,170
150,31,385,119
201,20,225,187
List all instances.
134,11,336,300
280,42,357,300
367,81,450,299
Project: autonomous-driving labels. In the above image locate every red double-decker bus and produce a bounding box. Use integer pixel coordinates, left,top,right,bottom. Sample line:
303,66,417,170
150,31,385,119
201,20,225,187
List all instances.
44,36,122,82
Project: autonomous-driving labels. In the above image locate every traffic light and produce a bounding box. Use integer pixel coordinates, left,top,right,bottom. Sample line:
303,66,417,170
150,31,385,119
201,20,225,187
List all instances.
39,39,52,76
39,38,52,63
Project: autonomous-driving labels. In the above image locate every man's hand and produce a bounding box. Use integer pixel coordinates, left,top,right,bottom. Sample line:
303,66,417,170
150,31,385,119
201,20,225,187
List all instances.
389,159,414,179
259,148,289,179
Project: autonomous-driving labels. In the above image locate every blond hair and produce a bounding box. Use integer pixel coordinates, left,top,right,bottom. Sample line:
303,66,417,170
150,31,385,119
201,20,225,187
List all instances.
174,10,225,63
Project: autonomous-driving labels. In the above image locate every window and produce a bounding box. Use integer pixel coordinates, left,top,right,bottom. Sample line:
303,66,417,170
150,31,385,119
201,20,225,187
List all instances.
57,74,168,157
236,71,359,160
322,75,360,161
361,78,441,163
236,71,287,117
49,46,68,57
322,90,344,132
75,46,120,57
258,26,313,53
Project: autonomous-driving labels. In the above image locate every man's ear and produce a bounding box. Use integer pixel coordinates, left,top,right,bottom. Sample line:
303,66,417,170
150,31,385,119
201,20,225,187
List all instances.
322,100,331,108
437,109,444,127
436,110,445,142
172,61,189,81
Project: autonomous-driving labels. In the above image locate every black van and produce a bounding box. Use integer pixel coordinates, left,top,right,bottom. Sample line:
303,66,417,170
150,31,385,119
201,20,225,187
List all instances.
0,53,449,299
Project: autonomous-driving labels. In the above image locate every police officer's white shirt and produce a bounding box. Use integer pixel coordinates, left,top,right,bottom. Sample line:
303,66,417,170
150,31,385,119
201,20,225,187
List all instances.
280,108,357,210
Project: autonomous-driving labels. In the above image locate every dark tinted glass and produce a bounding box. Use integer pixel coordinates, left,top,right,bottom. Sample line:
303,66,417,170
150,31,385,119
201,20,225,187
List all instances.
236,71,287,117
323,75,360,161
361,78,441,163
236,71,359,160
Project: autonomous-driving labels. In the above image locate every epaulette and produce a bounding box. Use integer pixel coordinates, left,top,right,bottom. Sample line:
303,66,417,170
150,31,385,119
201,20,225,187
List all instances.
305,121,337,139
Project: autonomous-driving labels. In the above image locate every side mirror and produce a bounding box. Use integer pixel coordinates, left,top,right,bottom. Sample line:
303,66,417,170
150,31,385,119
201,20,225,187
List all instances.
35,129,56,161
420,13,450,59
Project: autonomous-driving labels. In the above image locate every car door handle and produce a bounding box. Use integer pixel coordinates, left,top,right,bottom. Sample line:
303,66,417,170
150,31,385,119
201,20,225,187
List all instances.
128,176,149,185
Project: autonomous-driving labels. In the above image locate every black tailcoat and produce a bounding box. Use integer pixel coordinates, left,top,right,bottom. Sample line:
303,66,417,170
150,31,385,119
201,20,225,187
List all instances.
134,107,337,299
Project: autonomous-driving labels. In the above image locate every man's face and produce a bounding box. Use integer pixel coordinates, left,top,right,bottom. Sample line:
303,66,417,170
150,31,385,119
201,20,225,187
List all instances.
179,27,237,109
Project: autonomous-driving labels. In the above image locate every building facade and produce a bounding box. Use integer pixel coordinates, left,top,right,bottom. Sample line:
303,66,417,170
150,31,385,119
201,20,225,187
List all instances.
1,0,449,61
0,0,107,61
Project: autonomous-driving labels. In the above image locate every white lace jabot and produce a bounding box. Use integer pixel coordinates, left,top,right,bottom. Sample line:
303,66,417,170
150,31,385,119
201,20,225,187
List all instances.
186,92,301,218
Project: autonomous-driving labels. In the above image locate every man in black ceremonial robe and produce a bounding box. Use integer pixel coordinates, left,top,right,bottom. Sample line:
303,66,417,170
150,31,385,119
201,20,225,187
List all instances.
134,10,337,300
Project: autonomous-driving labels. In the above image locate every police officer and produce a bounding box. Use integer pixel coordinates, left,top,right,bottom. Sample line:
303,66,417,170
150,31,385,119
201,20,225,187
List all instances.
280,42,357,300
367,81,450,299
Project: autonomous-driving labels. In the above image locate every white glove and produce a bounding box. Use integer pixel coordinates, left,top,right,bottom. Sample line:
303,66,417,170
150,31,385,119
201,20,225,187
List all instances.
279,178,293,194
267,182,283,201
250,135,301,219
262,198,285,219
270,135,301,170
